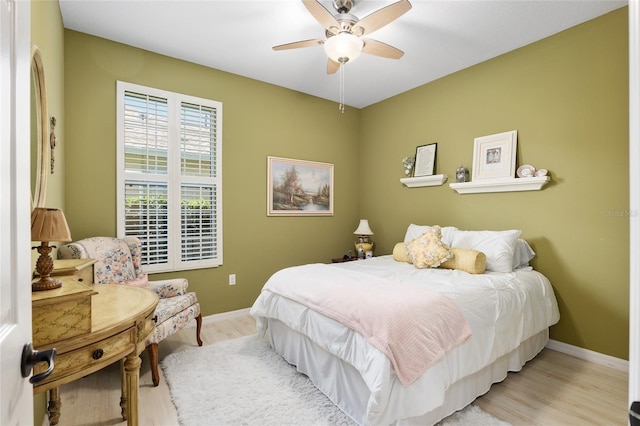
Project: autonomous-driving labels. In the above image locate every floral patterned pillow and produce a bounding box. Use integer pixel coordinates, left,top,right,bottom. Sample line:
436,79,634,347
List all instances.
124,274,149,288
407,225,453,268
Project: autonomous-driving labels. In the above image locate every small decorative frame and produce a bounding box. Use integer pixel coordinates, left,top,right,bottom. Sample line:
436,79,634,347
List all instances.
472,130,518,181
267,156,334,216
50,116,57,174
413,143,437,177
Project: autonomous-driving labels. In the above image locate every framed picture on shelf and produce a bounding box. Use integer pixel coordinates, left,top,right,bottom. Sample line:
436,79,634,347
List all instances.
472,130,518,181
267,156,334,216
413,143,437,177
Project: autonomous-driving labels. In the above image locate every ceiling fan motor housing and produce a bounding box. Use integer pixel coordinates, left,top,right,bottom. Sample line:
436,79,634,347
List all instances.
333,0,354,14
325,13,360,38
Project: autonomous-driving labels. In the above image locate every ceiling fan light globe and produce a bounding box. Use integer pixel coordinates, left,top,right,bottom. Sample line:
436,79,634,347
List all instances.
324,32,363,63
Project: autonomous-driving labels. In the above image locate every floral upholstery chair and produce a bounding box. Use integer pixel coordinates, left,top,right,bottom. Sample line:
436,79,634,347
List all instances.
58,236,202,386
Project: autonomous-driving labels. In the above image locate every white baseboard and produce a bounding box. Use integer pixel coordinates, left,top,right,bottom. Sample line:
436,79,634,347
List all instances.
546,339,629,373
202,307,252,323
183,307,252,328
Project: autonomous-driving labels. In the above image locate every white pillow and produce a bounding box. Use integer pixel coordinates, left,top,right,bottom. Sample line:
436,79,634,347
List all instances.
512,239,536,269
450,229,521,273
404,224,457,246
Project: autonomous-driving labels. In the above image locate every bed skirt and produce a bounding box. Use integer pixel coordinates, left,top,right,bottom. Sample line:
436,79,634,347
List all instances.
266,318,549,426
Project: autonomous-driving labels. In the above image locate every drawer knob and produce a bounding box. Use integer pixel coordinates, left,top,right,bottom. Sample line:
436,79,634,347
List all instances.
92,349,104,360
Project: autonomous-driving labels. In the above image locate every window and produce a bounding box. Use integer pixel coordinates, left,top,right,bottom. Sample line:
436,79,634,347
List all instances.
116,81,222,272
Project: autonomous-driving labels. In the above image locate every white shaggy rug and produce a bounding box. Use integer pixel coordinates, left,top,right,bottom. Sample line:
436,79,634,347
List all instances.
161,335,511,426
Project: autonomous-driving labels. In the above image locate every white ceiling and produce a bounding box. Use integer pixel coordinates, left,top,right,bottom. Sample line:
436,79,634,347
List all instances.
59,0,627,109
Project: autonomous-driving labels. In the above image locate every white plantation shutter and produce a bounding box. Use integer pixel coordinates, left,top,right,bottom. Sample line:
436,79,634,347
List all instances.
124,181,169,265
117,81,222,272
123,92,168,174
179,102,219,263
180,102,217,177
181,185,217,261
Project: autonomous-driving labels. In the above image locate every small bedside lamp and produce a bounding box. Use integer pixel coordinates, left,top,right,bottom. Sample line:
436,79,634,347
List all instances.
31,207,72,291
353,219,374,259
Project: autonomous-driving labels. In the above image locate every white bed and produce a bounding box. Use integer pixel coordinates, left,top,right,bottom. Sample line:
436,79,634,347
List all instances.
250,227,560,425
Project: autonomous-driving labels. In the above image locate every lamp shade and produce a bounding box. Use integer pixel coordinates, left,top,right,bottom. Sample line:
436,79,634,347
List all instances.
324,32,363,63
31,207,72,242
353,219,374,236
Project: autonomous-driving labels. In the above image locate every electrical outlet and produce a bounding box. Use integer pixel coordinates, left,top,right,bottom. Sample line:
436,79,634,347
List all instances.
229,274,236,285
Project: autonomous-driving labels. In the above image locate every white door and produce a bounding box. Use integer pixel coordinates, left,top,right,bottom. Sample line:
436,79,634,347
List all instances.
0,0,34,424
630,0,640,419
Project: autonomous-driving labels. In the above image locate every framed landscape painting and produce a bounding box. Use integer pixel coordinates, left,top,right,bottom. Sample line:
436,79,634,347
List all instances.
267,156,334,216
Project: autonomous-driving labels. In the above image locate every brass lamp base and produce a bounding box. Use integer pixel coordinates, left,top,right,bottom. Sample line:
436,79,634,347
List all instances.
354,242,374,253
32,276,62,292
32,242,62,291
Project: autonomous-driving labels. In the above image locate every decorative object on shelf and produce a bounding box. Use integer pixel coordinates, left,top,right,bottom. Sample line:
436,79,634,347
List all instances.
516,164,549,178
402,156,415,177
49,116,57,174
267,156,334,216
472,130,517,181
516,164,535,178
455,166,469,183
353,219,374,258
31,207,72,291
414,143,437,177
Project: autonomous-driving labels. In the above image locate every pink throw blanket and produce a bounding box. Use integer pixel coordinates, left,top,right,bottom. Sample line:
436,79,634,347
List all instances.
262,264,472,386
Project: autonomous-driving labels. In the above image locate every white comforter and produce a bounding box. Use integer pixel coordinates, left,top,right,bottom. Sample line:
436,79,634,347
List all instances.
250,256,560,425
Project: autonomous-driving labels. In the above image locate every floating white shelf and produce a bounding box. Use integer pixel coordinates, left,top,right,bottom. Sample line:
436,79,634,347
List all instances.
449,176,551,194
400,174,448,188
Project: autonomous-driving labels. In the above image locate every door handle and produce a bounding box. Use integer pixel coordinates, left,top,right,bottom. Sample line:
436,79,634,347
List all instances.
21,343,56,384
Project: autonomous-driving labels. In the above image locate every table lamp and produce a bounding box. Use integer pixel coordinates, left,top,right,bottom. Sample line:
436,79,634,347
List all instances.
31,207,72,291
353,219,374,258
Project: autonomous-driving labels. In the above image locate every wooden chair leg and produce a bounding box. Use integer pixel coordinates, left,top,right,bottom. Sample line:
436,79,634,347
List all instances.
145,343,160,387
195,313,203,346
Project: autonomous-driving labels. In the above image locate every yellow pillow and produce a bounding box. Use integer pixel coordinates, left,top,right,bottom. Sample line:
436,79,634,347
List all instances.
439,248,486,274
406,226,453,269
393,242,412,263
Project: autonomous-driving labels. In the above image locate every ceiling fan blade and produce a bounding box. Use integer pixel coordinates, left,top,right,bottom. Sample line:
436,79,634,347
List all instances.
354,0,412,36
327,59,340,75
302,0,340,31
362,38,404,59
273,38,325,51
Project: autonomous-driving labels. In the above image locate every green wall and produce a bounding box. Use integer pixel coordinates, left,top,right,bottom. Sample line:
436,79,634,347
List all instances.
63,31,362,315
360,8,629,359
31,0,65,210
31,1,66,423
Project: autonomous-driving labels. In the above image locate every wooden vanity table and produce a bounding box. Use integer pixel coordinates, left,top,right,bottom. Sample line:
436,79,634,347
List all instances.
32,261,158,426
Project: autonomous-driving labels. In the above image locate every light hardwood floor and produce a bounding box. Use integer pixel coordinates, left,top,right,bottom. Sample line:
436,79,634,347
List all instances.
47,311,628,425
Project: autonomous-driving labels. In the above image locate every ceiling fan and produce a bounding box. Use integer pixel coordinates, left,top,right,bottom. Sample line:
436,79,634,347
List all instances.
273,0,412,74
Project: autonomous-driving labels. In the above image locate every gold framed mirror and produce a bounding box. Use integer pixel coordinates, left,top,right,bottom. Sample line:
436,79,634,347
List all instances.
31,45,49,209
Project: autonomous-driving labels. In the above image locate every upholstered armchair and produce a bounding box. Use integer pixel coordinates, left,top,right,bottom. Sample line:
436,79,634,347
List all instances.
58,236,202,386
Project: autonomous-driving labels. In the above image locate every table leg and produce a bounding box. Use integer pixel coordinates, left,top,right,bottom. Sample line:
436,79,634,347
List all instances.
120,358,127,420
47,387,62,425
122,351,141,426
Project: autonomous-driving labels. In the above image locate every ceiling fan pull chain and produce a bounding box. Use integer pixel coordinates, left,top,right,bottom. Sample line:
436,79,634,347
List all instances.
339,62,345,114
